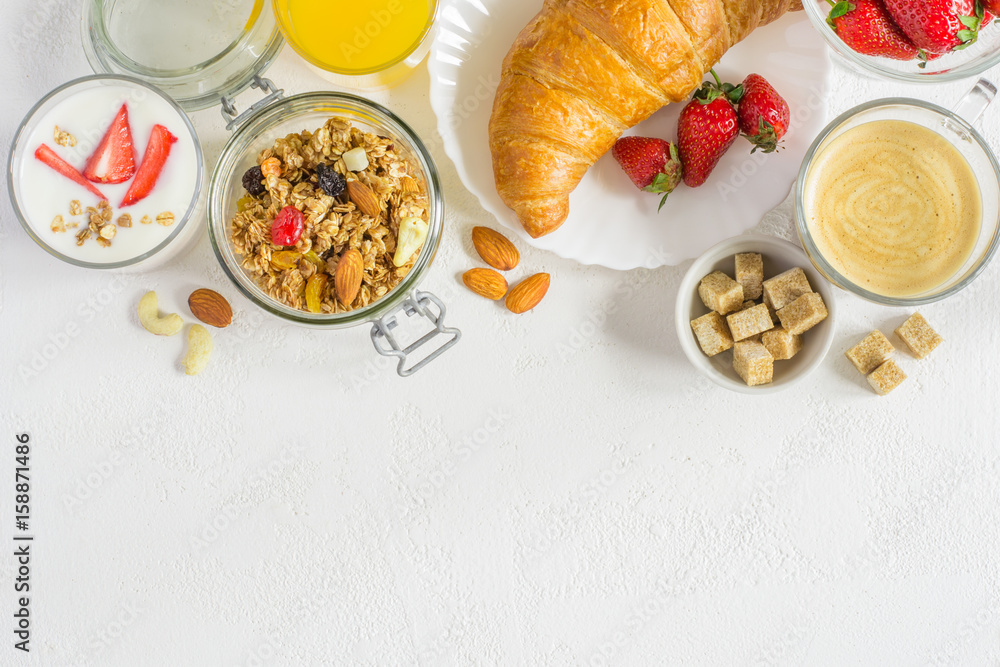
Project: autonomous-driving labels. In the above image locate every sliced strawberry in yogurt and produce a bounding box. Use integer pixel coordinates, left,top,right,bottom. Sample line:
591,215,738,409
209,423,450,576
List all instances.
83,104,136,184
34,144,107,200
120,124,177,208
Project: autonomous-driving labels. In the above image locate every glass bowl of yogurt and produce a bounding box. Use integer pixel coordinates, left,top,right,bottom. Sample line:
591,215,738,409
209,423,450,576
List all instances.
7,75,203,271
795,80,1000,305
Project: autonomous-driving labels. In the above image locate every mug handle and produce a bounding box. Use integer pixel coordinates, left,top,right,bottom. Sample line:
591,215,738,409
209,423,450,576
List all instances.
952,78,997,127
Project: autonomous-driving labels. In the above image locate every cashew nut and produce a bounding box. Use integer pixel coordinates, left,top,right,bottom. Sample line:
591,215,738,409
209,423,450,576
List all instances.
137,291,183,336
182,325,213,376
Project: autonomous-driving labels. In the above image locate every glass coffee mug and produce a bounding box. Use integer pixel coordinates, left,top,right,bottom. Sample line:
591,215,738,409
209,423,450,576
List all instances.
795,79,1000,306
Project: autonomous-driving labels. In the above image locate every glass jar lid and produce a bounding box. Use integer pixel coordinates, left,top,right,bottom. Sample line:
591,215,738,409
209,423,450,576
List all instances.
81,0,284,112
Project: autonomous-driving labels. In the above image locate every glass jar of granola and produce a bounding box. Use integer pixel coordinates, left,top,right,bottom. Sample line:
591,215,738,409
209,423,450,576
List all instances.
207,92,459,375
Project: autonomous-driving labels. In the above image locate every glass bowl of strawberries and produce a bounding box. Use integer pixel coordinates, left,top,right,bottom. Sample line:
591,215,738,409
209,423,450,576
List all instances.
802,0,1000,82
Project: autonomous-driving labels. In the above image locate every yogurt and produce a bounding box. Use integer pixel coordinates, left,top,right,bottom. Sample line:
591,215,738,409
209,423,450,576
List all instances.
10,77,202,269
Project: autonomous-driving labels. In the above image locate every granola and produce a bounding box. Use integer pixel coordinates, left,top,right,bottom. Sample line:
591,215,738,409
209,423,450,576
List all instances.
54,126,77,148
229,116,430,314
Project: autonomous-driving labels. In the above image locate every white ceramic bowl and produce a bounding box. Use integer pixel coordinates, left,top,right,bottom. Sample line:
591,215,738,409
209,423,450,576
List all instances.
675,234,837,394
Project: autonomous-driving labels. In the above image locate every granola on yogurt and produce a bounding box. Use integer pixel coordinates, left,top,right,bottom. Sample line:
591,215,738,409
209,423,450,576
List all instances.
229,116,430,314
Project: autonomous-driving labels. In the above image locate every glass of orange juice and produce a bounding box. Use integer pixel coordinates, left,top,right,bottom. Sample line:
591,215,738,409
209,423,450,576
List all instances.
272,0,439,90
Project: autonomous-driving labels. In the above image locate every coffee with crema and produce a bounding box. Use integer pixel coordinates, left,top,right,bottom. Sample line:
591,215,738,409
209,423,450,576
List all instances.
803,119,980,298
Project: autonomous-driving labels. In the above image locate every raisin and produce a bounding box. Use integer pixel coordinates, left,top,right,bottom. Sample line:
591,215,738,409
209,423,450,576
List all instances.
316,162,347,197
241,166,266,196
305,274,328,313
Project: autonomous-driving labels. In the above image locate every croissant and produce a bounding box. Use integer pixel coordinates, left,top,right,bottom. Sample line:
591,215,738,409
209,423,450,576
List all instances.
489,0,801,238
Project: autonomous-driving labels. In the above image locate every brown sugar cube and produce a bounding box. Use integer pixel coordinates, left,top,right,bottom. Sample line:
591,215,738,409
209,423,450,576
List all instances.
698,271,744,315
895,313,943,359
761,327,802,361
735,253,764,300
867,359,907,396
845,330,894,375
726,303,774,342
741,300,756,310
777,292,828,335
762,267,813,310
690,312,734,357
733,340,774,386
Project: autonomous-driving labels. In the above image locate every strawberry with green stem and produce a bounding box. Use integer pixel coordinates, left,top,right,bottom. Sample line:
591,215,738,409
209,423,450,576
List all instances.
882,0,984,56
611,136,682,211
737,73,790,154
677,70,741,188
827,0,922,61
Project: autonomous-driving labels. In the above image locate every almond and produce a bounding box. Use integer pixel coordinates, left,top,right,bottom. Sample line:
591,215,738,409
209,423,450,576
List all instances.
463,268,508,301
505,273,550,314
472,226,520,271
335,248,364,306
347,180,381,219
188,288,233,328
399,176,421,193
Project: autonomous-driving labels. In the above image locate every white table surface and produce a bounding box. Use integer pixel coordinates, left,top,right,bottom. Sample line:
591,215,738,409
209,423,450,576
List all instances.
2,2,1000,665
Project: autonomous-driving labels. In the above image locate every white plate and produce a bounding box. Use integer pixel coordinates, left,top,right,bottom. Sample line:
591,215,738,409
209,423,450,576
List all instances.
429,1,832,269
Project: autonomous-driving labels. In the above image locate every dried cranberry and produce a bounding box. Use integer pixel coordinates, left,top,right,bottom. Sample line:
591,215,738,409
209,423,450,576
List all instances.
271,206,304,246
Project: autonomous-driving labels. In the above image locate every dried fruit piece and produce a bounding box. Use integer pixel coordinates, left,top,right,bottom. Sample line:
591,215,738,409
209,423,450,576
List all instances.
271,206,304,246
303,250,326,270
505,273,550,314
120,124,178,207
236,195,256,212
316,163,346,197
305,274,328,313
335,248,364,305
182,325,213,376
271,206,305,246
188,289,232,328
83,104,136,184
241,165,265,196
270,250,302,270
463,268,508,300
394,216,428,267
347,180,381,219
137,291,183,336
471,226,520,271
342,147,369,172
260,157,281,177
34,144,107,200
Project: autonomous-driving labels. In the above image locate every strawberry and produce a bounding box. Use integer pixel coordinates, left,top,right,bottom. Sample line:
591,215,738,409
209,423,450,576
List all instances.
34,144,107,200
83,104,136,184
827,0,920,60
677,71,741,188
736,74,790,154
120,124,177,208
882,0,984,55
611,136,682,210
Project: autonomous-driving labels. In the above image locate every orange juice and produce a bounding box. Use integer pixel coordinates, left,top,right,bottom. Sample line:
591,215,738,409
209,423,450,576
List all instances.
273,0,436,74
